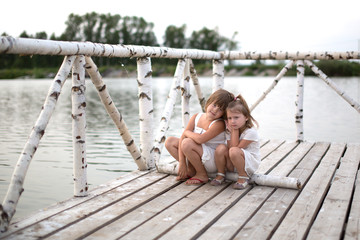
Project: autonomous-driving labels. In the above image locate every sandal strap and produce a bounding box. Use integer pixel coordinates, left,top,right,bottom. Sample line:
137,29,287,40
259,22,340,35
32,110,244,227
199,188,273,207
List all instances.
217,172,225,177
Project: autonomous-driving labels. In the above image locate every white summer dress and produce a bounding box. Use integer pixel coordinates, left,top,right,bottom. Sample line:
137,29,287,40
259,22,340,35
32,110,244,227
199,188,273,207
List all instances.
226,127,260,176
194,113,226,173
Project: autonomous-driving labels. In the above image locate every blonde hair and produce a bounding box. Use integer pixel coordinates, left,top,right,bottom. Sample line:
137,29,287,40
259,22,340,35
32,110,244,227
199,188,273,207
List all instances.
205,89,234,118
227,94,258,129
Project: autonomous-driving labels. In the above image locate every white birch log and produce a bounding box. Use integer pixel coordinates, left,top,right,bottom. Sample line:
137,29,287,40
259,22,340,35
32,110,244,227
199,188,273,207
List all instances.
137,57,155,169
154,59,186,167
222,50,360,60
156,162,302,189
189,60,206,112
2,37,360,60
72,56,88,197
305,60,360,113
0,36,222,60
181,60,191,129
212,59,224,92
250,61,295,111
295,60,305,142
0,56,76,233
84,57,147,170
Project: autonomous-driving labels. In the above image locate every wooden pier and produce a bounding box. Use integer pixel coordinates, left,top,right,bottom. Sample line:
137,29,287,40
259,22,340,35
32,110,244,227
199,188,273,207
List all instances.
1,139,359,240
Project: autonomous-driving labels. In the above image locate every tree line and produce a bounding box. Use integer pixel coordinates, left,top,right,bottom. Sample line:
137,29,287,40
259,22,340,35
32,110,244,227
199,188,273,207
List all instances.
0,12,239,71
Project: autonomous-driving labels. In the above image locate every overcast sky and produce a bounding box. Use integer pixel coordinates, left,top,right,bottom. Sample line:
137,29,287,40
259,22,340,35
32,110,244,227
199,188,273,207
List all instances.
1,0,359,52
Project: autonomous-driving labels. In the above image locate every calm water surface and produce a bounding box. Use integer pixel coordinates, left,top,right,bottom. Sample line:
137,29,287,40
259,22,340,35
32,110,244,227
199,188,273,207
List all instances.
0,76,359,220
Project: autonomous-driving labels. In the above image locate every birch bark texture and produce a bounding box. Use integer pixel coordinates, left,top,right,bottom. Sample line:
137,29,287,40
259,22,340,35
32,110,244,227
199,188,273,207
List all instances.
212,59,224,92
189,60,206,112
305,60,360,113
156,162,302,189
84,57,146,170
0,56,76,232
295,60,305,142
181,60,191,129
137,57,155,169
71,56,88,197
153,59,186,167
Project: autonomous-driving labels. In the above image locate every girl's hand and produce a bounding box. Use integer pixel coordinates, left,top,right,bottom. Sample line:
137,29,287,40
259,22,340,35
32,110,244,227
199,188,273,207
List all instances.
225,120,233,132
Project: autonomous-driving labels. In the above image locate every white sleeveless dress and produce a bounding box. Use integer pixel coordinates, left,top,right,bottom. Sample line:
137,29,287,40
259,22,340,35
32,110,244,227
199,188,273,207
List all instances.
194,113,226,173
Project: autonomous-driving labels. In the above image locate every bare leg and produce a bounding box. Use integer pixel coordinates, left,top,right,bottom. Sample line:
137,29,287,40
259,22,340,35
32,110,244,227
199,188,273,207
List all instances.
165,136,195,181
181,138,208,184
165,136,180,160
213,144,228,181
229,147,248,184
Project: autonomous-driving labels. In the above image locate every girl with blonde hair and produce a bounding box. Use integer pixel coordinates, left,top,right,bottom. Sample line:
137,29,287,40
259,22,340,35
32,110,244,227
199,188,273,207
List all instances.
210,94,260,189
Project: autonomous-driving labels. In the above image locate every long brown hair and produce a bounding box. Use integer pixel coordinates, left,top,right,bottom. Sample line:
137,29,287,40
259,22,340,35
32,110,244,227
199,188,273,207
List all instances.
205,89,234,118
227,94,258,129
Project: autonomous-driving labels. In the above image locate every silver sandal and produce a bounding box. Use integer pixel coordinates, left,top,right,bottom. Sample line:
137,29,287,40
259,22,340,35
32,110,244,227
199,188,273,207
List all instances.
232,176,249,190
210,173,225,186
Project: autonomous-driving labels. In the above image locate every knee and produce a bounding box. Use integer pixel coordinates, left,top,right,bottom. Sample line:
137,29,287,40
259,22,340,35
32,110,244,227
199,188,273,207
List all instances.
215,144,228,156
229,147,243,159
181,138,195,152
165,136,177,150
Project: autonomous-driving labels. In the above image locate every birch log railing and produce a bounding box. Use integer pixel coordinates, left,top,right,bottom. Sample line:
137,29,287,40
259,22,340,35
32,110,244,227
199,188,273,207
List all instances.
0,36,360,232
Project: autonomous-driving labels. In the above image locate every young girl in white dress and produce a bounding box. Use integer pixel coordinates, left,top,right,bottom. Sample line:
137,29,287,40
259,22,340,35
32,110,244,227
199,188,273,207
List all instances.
165,89,234,185
211,94,260,189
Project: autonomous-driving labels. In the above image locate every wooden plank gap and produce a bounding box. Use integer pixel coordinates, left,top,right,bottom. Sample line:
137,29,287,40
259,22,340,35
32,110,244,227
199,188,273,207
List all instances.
152,183,233,240
191,185,269,240
78,178,185,239
40,173,171,239
115,183,210,240
4,170,154,237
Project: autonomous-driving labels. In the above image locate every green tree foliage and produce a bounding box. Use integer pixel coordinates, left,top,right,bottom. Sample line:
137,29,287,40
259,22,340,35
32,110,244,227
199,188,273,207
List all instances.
188,27,225,51
163,25,187,48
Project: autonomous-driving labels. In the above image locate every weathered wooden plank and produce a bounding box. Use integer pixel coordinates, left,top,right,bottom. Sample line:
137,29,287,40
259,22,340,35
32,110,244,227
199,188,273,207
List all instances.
256,141,299,174
2,170,150,237
85,177,202,239
47,175,185,239
345,169,360,240
307,144,360,239
232,142,329,239
2,172,167,239
158,185,253,240
119,183,230,240
259,139,285,160
198,141,316,240
270,143,346,240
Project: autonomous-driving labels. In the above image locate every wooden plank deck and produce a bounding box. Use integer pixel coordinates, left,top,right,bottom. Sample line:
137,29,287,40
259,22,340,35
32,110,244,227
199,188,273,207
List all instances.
1,140,359,240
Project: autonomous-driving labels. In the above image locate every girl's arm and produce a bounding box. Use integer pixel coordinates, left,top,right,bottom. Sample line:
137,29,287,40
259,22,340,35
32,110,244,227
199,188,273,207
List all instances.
228,127,253,149
184,120,225,144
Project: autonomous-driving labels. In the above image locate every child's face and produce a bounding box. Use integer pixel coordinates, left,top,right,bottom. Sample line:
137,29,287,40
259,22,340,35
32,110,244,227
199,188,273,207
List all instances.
206,103,224,120
226,110,248,130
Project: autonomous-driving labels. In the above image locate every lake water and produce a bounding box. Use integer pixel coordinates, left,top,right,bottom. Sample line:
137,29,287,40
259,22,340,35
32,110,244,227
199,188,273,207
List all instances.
0,76,359,221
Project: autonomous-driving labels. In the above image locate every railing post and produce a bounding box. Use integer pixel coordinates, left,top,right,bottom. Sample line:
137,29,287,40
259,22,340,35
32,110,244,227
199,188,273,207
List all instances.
84,57,146,170
212,59,224,92
295,60,305,142
0,56,76,232
153,59,186,167
71,55,88,196
304,60,360,113
189,60,206,112
137,57,155,169
181,59,191,128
